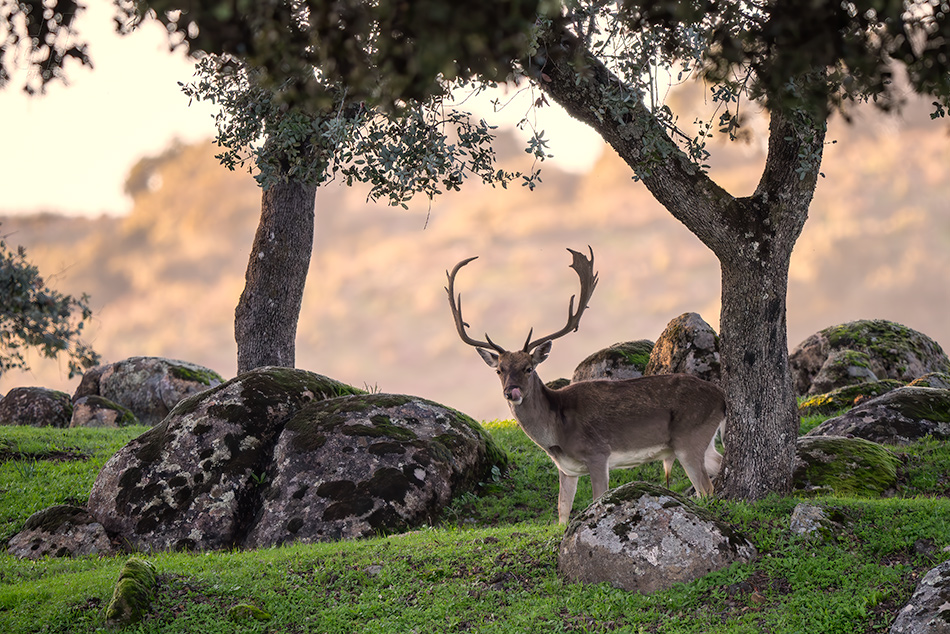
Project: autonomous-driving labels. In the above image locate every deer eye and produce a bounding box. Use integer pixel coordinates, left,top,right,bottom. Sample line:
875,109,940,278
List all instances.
524,368,532,375
495,370,502,375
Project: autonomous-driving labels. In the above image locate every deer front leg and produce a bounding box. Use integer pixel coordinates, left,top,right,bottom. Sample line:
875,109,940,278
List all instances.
557,470,579,524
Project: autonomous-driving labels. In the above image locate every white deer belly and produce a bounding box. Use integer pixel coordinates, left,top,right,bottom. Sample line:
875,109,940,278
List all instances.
607,445,674,470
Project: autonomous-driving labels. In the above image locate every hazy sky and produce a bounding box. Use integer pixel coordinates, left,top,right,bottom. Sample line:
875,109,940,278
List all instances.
1,2,602,217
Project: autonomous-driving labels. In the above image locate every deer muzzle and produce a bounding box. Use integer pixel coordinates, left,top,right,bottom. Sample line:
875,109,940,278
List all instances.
505,386,524,405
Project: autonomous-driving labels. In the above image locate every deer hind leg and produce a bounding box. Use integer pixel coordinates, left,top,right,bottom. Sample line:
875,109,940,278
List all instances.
662,457,674,488
704,436,723,481
557,470,579,525
675,446,714,497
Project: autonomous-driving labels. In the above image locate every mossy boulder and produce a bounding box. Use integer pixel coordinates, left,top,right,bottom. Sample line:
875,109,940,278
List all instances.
88,367,364,552
244,394,507,546
558,482,756,594
86,367,504,552
69,395,138,428
73,356,225,427
105,558,157,627
0,387,72,427
6,504,115,559
790,320,950,397
806,387,950,445
909,372,950,390
793,436,899,497
645,313,721,384
572,340,654,382
798,380,904,417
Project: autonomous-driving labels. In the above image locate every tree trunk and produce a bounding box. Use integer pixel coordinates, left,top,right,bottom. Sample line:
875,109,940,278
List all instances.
235,179,317,373
533,24,826,499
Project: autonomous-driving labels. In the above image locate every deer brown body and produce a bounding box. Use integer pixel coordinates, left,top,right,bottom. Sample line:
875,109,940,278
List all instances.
447,248,725,524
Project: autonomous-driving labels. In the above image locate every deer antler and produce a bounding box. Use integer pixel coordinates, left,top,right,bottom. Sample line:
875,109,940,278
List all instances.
523,246,599,352
445,256,506,353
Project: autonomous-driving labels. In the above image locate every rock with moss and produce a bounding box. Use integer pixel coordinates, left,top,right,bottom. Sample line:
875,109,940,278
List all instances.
798,380,904,417
228,603,272,622
73,356,225,427
891,560,950,634
572,340,654,382
793,436,899,497
88,367,364,552
244,394,507,546
806,387,950,445
909,372,950,390
6,504,115,559
806,349,880,395
645,313,721,384
0,387,73,427
790,320,950,397
69,395,139,428
558,482,756,594
105,557,157,627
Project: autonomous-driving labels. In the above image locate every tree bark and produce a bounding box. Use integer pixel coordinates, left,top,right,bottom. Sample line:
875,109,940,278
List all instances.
235,179,317,373
534,23,826,499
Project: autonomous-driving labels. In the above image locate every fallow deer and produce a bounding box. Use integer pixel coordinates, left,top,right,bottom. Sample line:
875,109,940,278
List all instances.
446,247,725,524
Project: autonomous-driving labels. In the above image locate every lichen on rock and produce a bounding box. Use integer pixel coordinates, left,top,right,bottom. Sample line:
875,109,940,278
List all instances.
790,320,950,397
558,482,756,594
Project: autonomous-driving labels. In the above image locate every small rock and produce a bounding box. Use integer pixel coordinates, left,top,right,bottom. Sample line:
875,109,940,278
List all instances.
0,387,72,427
558,482,756,594
105,558,157,627
6,505,115,559
890,560,950,633
70,395,138,428
789,503,833,536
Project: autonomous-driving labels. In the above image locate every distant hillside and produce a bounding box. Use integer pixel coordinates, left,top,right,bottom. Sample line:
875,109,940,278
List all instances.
2,104,949,423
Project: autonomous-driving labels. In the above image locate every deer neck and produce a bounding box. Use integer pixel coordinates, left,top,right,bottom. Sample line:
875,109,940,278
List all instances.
508,374,560,449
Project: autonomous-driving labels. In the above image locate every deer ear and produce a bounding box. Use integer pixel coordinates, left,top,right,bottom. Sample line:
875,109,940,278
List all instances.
477,347,500,368
532,341,553,365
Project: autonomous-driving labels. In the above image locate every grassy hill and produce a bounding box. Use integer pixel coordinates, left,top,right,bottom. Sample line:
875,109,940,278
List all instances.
2,416,950,632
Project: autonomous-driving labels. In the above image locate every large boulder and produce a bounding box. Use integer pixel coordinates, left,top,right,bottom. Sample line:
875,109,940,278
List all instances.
0,387,73,427
793,436,900,497
244,394,504,546
6,505,115,559
891,560,950,634
74,356,224,427
87,367,364,552
645,313,721,384
86,367,505,553
572,340,653,382
558,482,756,594
790,320,950,397
806,387,950,445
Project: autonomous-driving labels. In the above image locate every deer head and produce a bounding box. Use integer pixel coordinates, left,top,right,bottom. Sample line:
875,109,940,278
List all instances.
445,247,599,404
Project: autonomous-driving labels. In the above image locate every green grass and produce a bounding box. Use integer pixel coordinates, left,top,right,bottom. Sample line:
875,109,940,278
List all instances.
2,418,950,633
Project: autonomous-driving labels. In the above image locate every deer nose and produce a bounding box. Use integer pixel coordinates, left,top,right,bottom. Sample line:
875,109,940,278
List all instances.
505,386,524,404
